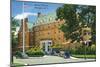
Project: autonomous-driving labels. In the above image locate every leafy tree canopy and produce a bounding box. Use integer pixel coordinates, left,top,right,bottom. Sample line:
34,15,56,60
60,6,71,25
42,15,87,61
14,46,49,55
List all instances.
56,4,96,43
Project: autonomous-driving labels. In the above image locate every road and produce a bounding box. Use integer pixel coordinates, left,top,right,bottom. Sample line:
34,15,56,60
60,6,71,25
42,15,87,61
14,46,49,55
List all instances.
13,55,96,65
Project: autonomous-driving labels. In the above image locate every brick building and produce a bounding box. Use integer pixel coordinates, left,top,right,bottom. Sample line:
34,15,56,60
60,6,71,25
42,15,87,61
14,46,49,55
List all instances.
18,12,68,53
18,18,30,50
33,19,66,46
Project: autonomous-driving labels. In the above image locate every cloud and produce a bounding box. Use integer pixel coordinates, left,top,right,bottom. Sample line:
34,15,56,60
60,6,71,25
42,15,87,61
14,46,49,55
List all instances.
14,12,38,20
14,27,20,35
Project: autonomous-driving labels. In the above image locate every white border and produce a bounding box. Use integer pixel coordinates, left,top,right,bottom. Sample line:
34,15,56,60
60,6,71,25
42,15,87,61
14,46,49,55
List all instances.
18,0,96,5
0,0,98,67
0,0,10,67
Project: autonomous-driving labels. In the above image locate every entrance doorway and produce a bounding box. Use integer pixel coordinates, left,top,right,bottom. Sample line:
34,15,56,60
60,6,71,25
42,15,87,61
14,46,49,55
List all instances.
40,40,52,54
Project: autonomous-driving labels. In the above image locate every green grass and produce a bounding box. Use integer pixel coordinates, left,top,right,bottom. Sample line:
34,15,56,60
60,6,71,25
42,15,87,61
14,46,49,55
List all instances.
72,55,96,59
11,63,23,67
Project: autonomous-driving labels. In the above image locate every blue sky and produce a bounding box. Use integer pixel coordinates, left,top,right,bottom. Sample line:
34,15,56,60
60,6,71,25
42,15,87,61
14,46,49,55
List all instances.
11,0,63,23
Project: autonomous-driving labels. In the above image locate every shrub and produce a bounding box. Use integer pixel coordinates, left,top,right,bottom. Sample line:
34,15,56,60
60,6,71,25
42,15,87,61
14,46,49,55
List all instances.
64,42,96,55
26,47,44,57
50,44,62,49
15,51,22,58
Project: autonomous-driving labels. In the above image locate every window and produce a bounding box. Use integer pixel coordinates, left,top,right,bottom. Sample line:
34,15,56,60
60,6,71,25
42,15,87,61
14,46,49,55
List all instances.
88,32,91,35
58,30,60,33
48,42,51,44
48,32,50,35
83,32,87,35
58,37,61,40
83,32,91,35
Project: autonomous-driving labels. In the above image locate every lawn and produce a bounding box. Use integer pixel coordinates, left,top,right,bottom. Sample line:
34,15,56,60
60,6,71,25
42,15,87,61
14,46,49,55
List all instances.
72,55,96,59
11,63,24,67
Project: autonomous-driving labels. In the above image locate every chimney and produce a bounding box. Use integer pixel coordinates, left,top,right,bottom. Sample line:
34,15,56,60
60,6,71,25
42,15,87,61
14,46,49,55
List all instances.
24,18,28,22
37,12,41,17
21,18,28,23
20,17,29,32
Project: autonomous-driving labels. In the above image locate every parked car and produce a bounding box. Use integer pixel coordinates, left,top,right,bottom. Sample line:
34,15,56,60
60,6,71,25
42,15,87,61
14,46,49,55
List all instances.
63,51,70,58
59,50,70,58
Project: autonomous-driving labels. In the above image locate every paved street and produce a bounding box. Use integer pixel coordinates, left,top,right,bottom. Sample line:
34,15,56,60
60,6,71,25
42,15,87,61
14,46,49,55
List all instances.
13,55,96,65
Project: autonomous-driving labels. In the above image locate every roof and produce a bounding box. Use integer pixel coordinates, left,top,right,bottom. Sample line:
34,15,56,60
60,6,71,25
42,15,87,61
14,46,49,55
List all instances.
18,12,57,31
33,12,57,26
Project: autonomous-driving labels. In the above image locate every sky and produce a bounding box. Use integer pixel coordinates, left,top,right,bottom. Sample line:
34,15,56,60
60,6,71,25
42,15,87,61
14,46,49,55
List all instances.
11,0,63,23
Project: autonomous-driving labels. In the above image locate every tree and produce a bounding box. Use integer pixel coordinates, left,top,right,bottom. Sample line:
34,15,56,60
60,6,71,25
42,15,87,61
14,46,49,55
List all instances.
11,17,19,51
56,4,96,44
11,17,19,63
79,6,96,44
56,4,81,42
